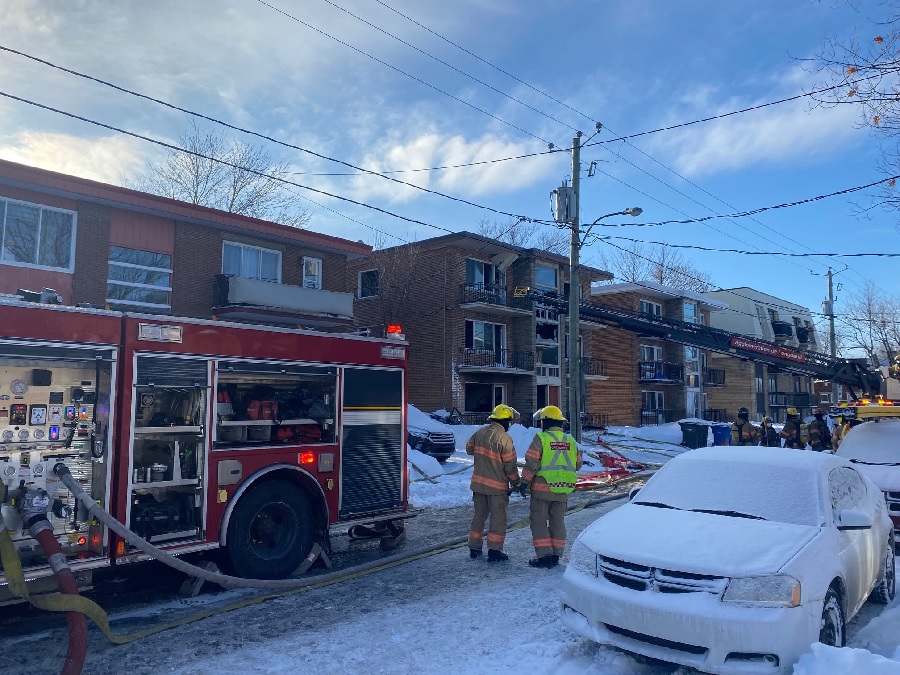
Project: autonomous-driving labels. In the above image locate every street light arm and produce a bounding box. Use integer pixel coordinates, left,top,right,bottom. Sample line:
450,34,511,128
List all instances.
579,207,643,246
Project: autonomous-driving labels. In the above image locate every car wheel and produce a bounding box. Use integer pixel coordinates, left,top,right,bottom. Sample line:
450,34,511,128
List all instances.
226,479,313,579
819,588,845,647
872,539,896,604
437,456,449,464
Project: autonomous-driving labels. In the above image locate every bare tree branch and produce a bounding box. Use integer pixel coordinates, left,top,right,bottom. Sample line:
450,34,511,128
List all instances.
837,279,900,363
595,242,714,293
475,218,569,256
130,121,310,228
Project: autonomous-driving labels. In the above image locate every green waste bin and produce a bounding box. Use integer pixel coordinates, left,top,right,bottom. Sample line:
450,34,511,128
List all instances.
679,422,709,449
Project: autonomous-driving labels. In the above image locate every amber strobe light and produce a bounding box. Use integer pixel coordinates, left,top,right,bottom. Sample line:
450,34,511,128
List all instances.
299,452,315,465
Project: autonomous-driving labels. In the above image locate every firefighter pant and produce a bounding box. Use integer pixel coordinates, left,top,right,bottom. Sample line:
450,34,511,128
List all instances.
469,492,509,551
530,496,567,558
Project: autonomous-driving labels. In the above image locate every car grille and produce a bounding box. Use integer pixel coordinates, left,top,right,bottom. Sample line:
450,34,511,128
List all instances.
599,555,728,595
427,432,456,449
605,623,708,656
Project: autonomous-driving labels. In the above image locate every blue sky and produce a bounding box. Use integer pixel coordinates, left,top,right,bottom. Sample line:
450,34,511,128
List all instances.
0,0,895,330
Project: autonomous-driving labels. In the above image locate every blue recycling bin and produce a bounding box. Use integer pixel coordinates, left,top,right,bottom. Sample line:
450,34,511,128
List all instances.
710,424,732,446
679,422,709,449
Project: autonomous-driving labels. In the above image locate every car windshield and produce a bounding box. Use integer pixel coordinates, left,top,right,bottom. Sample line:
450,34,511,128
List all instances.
837,420,900,465
633,458,823,527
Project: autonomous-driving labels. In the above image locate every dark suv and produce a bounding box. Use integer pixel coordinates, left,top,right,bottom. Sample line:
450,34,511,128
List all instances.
407,425,456,462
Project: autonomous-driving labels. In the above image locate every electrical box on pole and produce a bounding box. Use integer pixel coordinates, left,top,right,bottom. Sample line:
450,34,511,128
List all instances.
550,185,576,224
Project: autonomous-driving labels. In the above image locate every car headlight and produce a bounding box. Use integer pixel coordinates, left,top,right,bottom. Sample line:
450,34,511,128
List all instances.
408,427,429,448
722,575,801,607
568,538,597,577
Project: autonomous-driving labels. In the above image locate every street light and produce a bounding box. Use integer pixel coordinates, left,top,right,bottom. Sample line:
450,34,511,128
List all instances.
568,206,643,441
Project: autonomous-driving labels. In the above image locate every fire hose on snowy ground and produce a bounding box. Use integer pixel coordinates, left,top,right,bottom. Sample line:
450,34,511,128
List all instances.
2,462,652,674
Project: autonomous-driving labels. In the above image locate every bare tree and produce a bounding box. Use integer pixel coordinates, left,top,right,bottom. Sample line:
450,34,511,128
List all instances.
366,232,422,328
810,2,900,221
596,242,714,293
131,121,310,227
475,218,568,256
837,280,900,364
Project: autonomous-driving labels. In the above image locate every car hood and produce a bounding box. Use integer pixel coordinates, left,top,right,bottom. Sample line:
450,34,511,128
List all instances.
847,462,900,492
581,504,820,577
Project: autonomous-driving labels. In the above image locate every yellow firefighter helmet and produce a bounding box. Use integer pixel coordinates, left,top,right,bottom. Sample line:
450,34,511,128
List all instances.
488,404,519,421
534,405,567,422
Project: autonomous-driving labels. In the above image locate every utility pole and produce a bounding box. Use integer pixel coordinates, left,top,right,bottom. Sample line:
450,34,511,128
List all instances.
568,132,583,442
827,267,838,404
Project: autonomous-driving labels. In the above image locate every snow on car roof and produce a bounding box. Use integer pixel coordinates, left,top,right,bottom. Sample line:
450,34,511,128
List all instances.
836,419,900,464
674,446,847,471
407,404,454,433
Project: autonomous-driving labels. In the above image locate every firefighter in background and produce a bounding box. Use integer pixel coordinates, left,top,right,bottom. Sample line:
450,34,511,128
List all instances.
465,404,521,562
520,405,582,569
759,416,780,447
780,407,808,449
807,410,832,452
731,407,759,446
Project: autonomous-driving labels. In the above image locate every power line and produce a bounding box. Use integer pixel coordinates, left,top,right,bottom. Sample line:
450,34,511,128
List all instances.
316,0,579,133
254,0,555,145
595,235,900,257
0,45,556,226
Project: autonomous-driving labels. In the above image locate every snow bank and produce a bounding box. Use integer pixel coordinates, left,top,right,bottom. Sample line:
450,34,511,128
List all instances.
794,643,900,674
407,448,443,478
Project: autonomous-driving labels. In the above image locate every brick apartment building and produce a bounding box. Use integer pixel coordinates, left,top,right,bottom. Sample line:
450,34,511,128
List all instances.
705,287,821,422
587,282,728,426
347,232,612,423
0,160,367,326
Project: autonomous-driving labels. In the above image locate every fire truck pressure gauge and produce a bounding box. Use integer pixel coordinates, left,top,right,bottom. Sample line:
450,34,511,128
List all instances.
10,379,28,395
2,430,12,441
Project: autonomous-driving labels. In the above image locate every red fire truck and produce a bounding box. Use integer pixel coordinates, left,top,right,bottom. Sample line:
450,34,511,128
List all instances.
0,299,409,597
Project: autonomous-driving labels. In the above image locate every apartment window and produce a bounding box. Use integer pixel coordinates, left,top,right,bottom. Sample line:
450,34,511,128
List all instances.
642,391,664,410
465,258,503,289
640,344,662,362
0,198,76,271
535,264,557,290
639,300,662,317
465,383,505,413
107,246,172,309
755,376,763,394
769,376,778,393
820,392,832,404
302,256,322,289
358,269,379,299
223,241,280,282
465,320,505,353
683,302,697,323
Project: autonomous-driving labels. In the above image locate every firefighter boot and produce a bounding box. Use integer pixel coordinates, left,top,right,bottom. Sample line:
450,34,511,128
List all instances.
487,549,509,563
469,548,483,559
551,555,560,567
528,556,554,568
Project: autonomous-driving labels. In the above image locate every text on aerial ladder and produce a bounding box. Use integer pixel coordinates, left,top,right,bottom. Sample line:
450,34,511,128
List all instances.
729,337,808,364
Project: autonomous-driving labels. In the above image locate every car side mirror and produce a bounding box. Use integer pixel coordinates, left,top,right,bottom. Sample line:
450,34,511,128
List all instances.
836,508,873,531
628,486,641,501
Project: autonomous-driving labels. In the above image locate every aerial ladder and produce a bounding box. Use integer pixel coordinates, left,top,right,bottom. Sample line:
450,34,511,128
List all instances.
520,289,884,398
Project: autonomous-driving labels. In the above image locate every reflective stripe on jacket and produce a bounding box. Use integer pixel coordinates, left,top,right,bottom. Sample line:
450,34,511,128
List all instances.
466,421,519,495
521,427,582,500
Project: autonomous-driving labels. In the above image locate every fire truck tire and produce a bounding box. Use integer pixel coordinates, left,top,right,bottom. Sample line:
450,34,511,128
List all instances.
226,480,313,580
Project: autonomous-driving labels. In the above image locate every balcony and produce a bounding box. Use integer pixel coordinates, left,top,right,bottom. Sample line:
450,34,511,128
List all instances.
702,368,726,387
702,409,729,423
771,321,794,340
640,408,684,426
458,347,535,374
581,357,608,380
639,361,684,383
459,283,533,316
213,274,353,328
582,412,609,429
769,392,812,408
795,326,816,346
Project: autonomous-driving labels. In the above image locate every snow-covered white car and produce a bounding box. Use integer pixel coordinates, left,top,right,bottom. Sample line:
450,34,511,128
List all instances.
561,447,895,674
835,419,900,552
407,404,456,462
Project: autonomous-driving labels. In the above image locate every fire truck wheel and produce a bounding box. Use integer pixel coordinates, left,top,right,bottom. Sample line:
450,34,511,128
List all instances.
226,479,313,579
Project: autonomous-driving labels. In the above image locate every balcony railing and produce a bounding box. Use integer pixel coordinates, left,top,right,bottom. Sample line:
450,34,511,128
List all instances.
702,367,726,387
581,412,610,429
639,361,684,383
458,347,535,371
702,408,729,423
459,283,532,312
769,392,812,407
581,357,608,377
771,321,794,339
640,408,684,426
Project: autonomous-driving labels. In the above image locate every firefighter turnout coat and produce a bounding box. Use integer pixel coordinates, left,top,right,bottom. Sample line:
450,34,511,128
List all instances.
466,421,519,495
522,428,583,502
730,420,759,446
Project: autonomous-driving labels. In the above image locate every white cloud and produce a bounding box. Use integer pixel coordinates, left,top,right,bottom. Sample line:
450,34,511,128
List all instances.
0,131,147,185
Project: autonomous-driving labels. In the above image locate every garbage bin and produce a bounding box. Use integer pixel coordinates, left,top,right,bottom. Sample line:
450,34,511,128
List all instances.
710,424,732,446
679,422,709,449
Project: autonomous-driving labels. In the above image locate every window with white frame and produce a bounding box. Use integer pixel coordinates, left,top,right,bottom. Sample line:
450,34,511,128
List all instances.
465,320,505,353
358,269,379,299
107,246,172,309
302,256,322,289
222,241,280,282
641,391,664,410
0,197,76,271
640,344,662,362
639,299,662,317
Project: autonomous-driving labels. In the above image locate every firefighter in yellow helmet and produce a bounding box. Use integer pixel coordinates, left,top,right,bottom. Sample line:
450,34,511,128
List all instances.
465,404,521,562
519,405,582,568
779,407,807,449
